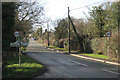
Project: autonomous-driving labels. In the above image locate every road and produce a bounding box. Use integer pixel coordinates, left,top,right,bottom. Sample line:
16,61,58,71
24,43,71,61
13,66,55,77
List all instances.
27,38,119,78
0,60,1,80
0,48,2,80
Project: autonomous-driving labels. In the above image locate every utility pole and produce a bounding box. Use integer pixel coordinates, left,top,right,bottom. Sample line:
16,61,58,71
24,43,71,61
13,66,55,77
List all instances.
47,22,50,46
68,7,71,54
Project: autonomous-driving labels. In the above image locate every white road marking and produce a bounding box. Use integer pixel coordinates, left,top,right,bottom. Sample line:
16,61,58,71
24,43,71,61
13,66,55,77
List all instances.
57,51,60,52
52,49,54,50
47,48,50,49
102,69,120,75
44,73,48,75
69,60,88,67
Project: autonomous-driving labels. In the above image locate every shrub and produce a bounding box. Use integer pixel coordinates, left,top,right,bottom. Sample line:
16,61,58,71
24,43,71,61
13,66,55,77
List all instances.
53,40,59,47
97,50,103,55
91,29,119,58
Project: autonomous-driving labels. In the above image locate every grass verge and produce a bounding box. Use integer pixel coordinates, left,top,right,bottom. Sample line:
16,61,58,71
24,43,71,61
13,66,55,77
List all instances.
80,53,119,62
80,53,109,59
2,55,46,78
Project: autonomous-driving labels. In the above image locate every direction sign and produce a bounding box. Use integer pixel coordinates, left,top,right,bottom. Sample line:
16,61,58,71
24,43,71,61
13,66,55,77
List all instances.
14,31,19,37
106,32,111,37
10,43,19,47
10,42,28,47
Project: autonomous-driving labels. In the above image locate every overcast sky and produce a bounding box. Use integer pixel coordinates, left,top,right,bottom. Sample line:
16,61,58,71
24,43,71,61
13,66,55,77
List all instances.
44,0,114,20
34,0,115,31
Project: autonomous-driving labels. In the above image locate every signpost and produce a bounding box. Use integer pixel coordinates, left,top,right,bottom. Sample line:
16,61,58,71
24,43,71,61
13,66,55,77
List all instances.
18,35,21,65
14,31,21,65
106,31,111,58
10,31,28,65
106,32,111,37
14,31,19,37
10,43,19,47
10,42,28,47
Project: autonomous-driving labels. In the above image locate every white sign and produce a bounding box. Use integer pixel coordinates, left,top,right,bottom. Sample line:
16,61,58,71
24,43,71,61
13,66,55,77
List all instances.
10,43,19,47
10,42,28,47
106,32,111,37
14,31,19,37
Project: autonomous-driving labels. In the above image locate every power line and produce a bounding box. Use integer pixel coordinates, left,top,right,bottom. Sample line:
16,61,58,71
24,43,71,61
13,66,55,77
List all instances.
70,1,103,11
61,12,67,19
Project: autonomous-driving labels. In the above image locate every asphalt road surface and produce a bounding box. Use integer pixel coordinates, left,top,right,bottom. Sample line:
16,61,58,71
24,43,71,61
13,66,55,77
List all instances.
27,38,119,78
0,51,2,79
0,62,1,79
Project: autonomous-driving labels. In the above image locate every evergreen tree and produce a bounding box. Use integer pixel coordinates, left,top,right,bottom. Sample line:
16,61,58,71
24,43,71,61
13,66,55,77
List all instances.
89,5,106,37
54,19,68,40
2,2,16,51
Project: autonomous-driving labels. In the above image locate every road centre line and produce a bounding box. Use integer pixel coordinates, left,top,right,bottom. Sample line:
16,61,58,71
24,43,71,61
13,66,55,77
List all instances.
102,69,120,75
44,73,48,75
57,51,60,52
69,59,88,67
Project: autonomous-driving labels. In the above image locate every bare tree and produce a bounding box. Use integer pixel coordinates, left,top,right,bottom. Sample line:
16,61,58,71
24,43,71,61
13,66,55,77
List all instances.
17,1,45,23
15,0,45,34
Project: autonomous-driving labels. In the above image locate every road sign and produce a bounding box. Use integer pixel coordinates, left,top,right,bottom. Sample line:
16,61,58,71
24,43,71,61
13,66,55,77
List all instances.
106,32,111,37
14,31,19,37
10,42,28,47
10,43,19,47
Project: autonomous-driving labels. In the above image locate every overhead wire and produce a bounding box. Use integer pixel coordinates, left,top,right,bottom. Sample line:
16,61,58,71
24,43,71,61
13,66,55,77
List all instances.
60,12,67,19
68,0,111,20
70,1,105,11
60,1,109,20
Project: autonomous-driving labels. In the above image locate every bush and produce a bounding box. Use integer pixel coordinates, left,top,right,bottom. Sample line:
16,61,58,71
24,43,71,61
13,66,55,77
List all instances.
91,29,119,58
21,47,26,51
97,50,103,55
53,40,59,47
91,38,102,53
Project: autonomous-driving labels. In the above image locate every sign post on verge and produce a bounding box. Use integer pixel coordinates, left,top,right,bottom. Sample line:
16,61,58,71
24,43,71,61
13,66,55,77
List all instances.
106,31,111,58
14,31,21,66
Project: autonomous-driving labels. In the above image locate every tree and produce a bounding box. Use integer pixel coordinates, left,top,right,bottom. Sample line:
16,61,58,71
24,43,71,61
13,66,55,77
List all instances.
36,27,42,38
103,2,119,31
15,1,45,36
2,2,16,51
69,17,92,52
16,1,44,24
89,2,120,58
89,5,106,37
54,19,68,40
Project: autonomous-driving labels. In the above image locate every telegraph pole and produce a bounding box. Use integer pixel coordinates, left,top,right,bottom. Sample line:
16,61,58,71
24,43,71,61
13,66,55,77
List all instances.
68,7,71,54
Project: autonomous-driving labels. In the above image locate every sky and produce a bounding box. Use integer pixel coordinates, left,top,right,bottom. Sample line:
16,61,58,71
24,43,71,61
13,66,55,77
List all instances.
35,0,115,31
44,0,114,20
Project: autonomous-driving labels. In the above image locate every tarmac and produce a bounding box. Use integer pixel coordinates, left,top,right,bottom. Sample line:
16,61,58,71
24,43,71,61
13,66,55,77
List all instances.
45,46,119,66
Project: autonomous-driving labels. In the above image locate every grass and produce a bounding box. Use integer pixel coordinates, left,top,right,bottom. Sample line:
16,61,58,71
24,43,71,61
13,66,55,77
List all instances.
3,55,46,78
81,53,120,62
21,46,26,52
80,53,109,59
43,44,48,47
